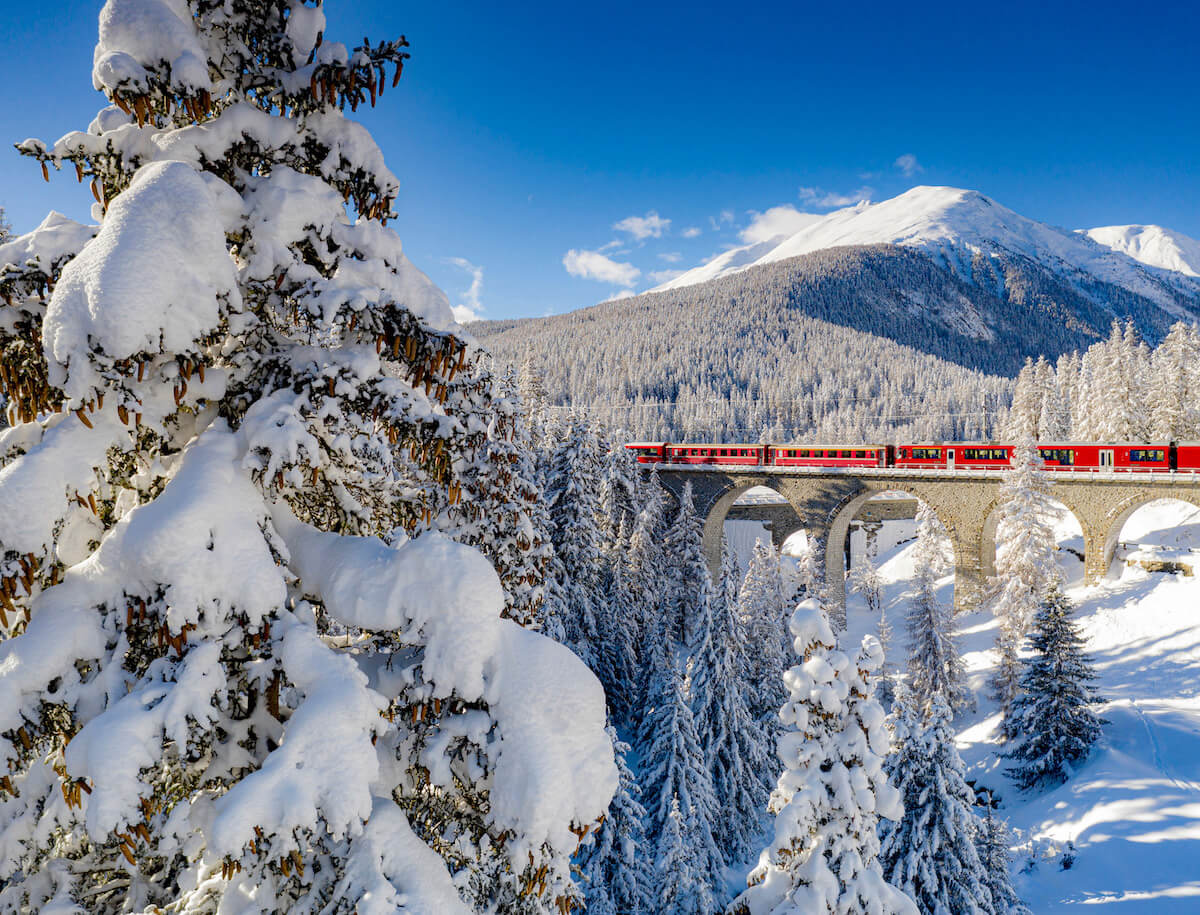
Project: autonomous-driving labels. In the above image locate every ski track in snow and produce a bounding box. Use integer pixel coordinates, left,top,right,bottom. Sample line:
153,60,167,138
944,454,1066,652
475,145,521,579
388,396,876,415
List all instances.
833,498,1200,913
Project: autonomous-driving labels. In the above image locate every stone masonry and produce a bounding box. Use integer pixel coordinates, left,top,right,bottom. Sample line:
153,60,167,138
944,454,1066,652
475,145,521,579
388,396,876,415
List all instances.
649,465,1200,619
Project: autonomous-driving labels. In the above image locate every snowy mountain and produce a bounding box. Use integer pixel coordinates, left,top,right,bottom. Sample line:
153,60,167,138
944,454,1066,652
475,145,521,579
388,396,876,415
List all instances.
655,187,1200,321
1085,224,1200,278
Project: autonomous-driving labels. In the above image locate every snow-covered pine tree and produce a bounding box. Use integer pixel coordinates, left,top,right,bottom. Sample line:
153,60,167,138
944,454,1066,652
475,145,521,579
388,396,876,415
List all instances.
848,553,883,617
543,411,605,664
1148,322,1200,440
1004,584,1104,791
517,350,549,449
1002,357,1039,441
662,481,714,646
576,728,653,915
689,537,772,866
906,502,971,714
733,602,916,915
635,635,724,912
596,521,642,728
879,694,995,915
988,437,1060,736
598,430,641,554
975,799,1031,915
738,537,791,728
0,4,616,911
449,366,552,628
654,794,715,915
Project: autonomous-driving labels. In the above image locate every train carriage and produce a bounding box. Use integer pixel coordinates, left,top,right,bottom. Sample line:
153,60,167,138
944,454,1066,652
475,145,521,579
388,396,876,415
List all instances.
768,445,890,468
658,443,765,466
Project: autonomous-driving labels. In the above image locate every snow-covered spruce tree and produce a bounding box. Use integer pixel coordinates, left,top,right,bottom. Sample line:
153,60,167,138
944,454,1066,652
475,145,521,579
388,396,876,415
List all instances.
516,350,549,449
0,5,616,912
654,794,715,915
635,617,724,911
1004,584,1104,791
879,694,995,915
1002,357,1040,441
595,522,642,728
446,366,552,628
1148,321,1200,440
988,437,1060,736
734,602,916,915
906,502,971,715
576,728,653,915
662,481,714,646
975,800,1031,915
542,411,605,664
597,430,641,555
689,538,772,866
738,537,790,727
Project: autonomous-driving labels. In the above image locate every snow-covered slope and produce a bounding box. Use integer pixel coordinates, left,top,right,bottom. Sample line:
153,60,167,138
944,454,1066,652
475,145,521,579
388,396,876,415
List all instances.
1085,225,1200,278
655,187,1200,318
839,500,1200,912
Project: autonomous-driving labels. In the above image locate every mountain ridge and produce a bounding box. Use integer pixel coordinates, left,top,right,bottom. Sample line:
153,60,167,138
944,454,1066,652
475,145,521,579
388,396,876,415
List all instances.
653,186,1200,322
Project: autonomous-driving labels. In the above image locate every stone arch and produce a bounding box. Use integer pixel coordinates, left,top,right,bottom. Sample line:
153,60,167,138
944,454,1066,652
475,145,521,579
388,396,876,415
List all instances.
824,484,963,617
1098,492,1200,580
696,476,811,579
978,491,1089,581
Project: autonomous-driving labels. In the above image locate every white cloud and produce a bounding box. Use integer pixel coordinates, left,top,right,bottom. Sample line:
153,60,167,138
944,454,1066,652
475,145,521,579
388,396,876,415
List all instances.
658,251,683,263
894,153,923,176
709,210,735,230
602,289,637,302
613,210,670,241
649,269,685,284
681,226,702,238
563,248,641,287
739,205,825,244
798,185,873,208
445,256,484,323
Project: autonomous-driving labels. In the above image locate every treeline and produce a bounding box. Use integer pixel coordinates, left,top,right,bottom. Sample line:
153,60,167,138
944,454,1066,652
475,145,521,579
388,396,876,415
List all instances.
475,242,1200,445
1002,318,1200,442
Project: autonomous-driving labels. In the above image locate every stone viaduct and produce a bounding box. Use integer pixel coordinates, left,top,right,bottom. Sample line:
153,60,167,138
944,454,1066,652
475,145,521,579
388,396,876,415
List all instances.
650,464,1200,615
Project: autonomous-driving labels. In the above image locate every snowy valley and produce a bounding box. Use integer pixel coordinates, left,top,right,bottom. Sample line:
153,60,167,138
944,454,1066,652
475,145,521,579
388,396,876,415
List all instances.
825,498,1200,912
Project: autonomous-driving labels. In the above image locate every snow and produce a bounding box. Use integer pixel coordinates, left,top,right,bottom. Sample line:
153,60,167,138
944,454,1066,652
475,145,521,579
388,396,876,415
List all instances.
0,409,125,555
0,211,96,280
1086,225,1200,278
44,160,241,402
269,507,617,865
653,186,1200,316
211,618,385,854
93,0,212,94
840,499,1200,912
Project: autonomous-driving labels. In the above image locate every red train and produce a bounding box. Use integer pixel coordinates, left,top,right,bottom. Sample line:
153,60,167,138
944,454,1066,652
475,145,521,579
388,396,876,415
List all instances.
625,442,1200,473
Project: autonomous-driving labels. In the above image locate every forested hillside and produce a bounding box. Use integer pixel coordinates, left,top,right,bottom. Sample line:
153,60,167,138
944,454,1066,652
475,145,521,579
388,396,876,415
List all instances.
477,242,1200,443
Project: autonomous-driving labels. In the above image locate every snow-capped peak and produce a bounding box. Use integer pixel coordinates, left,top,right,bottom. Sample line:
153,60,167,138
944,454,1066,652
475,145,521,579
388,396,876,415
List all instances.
1084,224,1200,277
652,187,1200,316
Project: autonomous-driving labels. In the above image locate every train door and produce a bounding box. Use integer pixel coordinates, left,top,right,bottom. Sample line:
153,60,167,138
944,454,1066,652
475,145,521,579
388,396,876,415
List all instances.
946,448,955,470
1100,449,1114,469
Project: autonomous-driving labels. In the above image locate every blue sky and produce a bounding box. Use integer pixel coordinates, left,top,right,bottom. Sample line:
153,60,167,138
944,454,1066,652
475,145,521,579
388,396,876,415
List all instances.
1,0,1197,320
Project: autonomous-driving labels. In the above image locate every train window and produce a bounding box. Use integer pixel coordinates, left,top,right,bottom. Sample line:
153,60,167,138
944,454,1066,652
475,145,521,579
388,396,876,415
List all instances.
854,450,866,459
911,448,941,460
1039,448,1076,465
963,448,1007,461
789,449,797,458
798,449,808,457
1130,448,1166,462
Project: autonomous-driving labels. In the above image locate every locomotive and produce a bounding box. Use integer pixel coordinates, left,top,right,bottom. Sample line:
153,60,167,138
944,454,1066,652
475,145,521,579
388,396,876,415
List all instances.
624,441,1200,473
